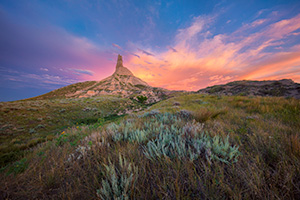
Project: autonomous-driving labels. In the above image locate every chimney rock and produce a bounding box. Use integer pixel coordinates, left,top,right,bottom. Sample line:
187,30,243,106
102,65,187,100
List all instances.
113,54,133,76
116,54,123,69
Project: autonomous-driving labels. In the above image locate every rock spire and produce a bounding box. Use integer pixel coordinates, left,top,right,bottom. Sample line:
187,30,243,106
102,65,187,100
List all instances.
116,54,123,69
113,54,133,76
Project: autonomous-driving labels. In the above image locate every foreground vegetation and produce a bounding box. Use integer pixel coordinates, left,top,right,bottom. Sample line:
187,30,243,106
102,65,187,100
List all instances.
1,94,300,199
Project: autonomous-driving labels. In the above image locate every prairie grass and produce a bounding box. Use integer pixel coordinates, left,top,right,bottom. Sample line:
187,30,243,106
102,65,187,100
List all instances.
0,96,142,167
1,94,300,199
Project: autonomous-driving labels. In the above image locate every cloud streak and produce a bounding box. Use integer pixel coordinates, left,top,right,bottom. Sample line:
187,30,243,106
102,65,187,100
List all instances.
0,67,78,90
71,69,94,76
137,48,155,56
40,68,49,71
112,43,122,50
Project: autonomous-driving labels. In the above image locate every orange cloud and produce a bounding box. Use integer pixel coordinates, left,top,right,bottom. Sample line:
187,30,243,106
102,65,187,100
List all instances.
240,52,300,80
125,13,300,90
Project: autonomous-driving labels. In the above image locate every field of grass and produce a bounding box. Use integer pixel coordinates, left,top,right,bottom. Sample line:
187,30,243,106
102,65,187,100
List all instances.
0,96,145,167
1,94,300,199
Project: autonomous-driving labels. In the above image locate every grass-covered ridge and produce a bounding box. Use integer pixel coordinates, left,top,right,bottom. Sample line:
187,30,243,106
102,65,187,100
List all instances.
1,94,300,199
28,81,97,100
0,96,145,167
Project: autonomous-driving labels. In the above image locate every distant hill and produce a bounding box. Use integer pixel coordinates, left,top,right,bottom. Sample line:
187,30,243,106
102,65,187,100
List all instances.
198,79,300,99
30,55,173,103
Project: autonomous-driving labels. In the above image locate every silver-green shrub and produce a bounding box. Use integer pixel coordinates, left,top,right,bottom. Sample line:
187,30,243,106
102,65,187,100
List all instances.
106,112,240,164
108,112,184,143
109,121,149,143
97,154,138,200
143,130,240,164
206,135,240,164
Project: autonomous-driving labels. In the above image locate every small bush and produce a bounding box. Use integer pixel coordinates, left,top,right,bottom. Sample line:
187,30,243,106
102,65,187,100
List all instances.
136,95,148,104
208,135,240,164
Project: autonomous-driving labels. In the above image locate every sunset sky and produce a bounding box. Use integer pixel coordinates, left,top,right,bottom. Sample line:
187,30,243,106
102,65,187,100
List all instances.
1,0,300,101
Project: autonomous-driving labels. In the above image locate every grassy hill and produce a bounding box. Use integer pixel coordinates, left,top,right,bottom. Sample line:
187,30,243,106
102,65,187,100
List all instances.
198,79,300,99
0,95,147,167
28,81,97,100
1,93,299,199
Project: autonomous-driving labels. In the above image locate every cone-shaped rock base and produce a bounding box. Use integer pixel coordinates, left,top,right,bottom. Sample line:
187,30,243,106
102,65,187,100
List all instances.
34,55,170,104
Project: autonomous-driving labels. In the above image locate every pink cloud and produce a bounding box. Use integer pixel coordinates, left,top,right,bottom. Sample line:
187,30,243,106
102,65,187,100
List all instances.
112,43,122,50
125,13,300,90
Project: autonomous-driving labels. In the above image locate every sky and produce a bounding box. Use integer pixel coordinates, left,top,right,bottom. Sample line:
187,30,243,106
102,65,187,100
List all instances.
0,0,300,101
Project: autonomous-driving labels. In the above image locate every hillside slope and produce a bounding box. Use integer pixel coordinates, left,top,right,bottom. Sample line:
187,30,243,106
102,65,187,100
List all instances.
198,79,300,98
31,55,172,103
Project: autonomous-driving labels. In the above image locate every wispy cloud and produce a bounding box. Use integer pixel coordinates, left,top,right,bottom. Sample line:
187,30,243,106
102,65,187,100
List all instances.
21,73,77,85
168,46,177,53
112,43,141,59
255,9,269,19
71,69,94,76
127,12,300,90
112,43,122,50
0,68,78,89
250,19,267,27
137,48,155,56
129,53,140,59
40,68,49,71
